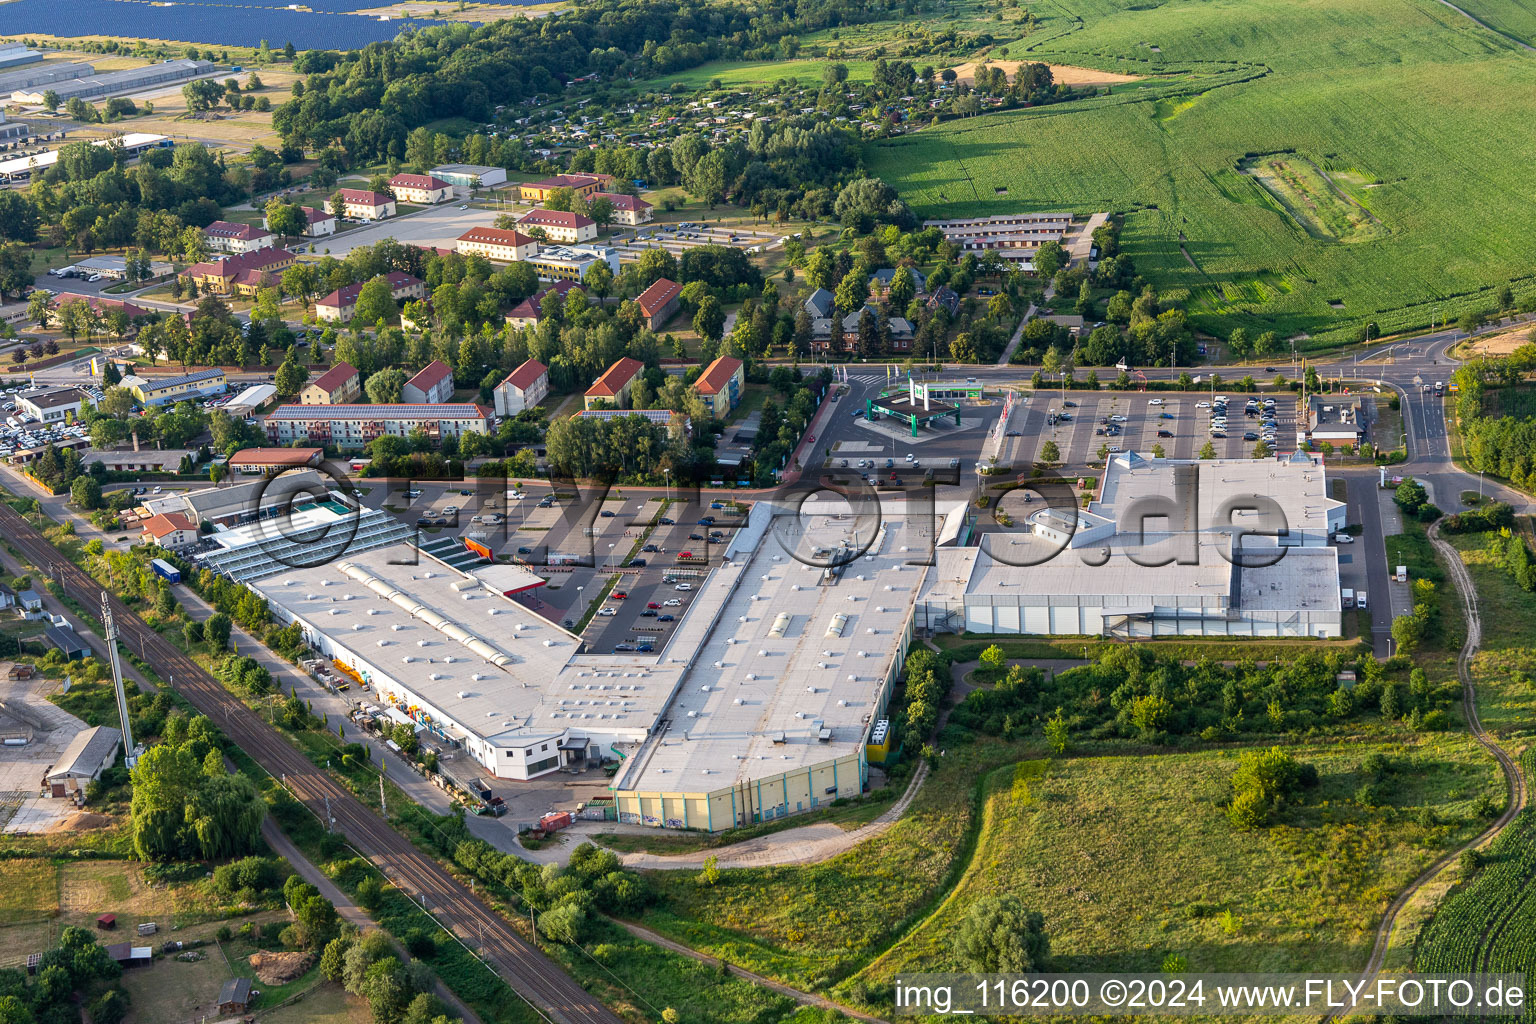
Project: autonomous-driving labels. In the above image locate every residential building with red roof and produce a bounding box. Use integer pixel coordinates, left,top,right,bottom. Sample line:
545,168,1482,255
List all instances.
227,448,324,473
517,208,597,244
203,219,275,254
456,226,537,263
403,360,455,404
300,362,362,405
387,173,454,205
634,277,683,330
324,189,396,221
314,272,425,323
693,356,744,418
494,359,549,416
519,174,606,202
503,280,583,329
266,206,336,237
180,247,294,296
592,192,653,226
584,356,644,410
140,512,199,549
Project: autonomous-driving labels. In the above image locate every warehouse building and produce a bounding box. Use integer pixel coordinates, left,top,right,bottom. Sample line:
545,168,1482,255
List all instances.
251,545,680,777
0,61,95,98
250,501,949,824
13,60,215,104
430,164,507,189
0,44,44,73
121,368,226,407
0,132,171,183
920,452,1346,638
194,500,412,582
608,502,934,830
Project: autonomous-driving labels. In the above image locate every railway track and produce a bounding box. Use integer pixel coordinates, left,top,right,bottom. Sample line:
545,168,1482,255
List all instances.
0,502,621,1024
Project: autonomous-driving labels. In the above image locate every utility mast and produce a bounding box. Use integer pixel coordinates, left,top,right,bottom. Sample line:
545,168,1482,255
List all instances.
101,593,137,768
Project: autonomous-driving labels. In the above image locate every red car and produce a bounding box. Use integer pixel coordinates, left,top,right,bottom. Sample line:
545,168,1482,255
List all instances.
647,602,661,609
611,591,627,600
679,551,693,559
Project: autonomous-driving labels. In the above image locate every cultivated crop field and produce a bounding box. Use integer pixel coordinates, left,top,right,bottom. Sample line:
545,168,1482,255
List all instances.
868,0,1536,346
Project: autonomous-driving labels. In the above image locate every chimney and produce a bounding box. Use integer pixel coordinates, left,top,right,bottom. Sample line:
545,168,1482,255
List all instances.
131,430,139,452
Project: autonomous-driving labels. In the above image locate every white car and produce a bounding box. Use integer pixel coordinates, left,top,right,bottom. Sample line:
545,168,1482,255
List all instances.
1108,414,1128,423
1333,533,1355,544
905,453,915,462
663,598,682,606
597,608,617,616
1196,401,1210,408
674,583,693,592
1148,398,1164,406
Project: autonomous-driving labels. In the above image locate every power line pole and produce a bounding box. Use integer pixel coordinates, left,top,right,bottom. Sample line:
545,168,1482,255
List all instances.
379,774,386,816
101,593,137,768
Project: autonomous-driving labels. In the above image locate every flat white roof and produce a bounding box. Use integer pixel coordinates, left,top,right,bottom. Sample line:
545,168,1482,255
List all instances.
619,510,927,794
253,545,683,749
1096,454,1343,537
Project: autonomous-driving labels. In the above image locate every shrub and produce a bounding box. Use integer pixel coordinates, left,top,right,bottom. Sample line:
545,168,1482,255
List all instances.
954,894,1050,972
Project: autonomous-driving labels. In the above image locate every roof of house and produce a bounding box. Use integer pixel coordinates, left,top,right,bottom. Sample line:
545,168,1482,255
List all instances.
389,173,449,190
694,356,742,395
79,295,151,319
635,277,682,317
315,272,422,311
804,287,834,318
205,220,272,241
182,247,290,281
519,209,595,230
129,368,225,391
44,625,89,656
269,403,491,421
586,357,644,398
336,188,392,206
142,512,197,538
302,206,334,224
501,359,549,392
17,589,40,604
593,192,652,212
871,266,926,290
309,363,360,393
219,978,253,1005
17,387,86,410
47,726,121,781
406,360,453,395
228,447,323,467
457,226,535,248
526,174,602,190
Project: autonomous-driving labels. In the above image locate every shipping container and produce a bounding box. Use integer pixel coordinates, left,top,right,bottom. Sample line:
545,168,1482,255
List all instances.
538,812,572,832
150,558,181,584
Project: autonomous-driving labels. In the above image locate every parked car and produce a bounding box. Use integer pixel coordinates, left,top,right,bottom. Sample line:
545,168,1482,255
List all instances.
658,614,675,622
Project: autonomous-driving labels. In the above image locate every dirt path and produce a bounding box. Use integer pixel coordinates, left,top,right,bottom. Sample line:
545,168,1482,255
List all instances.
1330,519,1526,1017
616,760,928,870
614,919,889,1024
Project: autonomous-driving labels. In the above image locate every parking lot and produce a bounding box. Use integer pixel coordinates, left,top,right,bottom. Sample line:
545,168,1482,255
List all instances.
369,481,750,652
1019,390,1302,468
0,383,99,460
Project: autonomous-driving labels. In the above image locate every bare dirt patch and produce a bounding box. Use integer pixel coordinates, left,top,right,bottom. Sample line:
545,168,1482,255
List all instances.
1460,324,1535,358
948,60,1141,88
250,950,315,985
49,811,113,832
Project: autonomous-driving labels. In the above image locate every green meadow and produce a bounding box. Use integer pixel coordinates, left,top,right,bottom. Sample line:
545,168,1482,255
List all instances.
867,0,1536,346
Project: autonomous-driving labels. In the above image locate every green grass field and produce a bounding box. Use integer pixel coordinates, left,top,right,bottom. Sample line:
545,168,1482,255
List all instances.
633,59,877,92
846,739,1500,992
867,0,1536,346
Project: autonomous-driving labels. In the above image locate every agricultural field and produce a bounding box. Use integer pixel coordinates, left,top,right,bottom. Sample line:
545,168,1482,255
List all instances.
1415,752,1536,978
867,0,1536,345
848,738,1502,990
